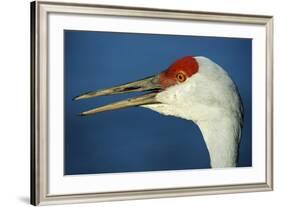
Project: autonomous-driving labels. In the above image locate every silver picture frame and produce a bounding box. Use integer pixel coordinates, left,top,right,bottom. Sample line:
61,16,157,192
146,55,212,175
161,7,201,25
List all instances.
31,0,273,205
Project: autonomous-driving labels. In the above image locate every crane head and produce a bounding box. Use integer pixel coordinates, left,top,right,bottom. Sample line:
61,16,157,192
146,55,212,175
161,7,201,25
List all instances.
74,56,198,115
74,56,242,123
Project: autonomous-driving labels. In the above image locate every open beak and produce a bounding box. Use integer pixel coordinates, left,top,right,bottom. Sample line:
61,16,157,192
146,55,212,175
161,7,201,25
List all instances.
74,75,162,116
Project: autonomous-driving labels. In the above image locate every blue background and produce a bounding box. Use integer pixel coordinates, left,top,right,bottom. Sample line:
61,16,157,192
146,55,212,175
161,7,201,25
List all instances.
64,30,252,175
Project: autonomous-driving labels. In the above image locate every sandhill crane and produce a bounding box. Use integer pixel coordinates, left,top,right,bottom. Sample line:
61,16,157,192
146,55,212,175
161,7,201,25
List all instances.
74,56,243,168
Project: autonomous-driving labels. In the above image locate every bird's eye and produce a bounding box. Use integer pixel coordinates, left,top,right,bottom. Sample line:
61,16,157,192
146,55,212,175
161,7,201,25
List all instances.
176,72,186,82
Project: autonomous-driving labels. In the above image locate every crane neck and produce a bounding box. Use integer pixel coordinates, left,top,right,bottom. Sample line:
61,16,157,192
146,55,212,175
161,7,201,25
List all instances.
197,117,241,168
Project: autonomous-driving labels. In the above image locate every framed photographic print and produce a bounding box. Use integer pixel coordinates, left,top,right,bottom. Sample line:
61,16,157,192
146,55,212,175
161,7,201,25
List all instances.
31,0,273,205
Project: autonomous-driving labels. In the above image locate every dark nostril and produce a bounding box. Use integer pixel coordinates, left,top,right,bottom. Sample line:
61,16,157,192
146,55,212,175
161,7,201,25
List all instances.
123,86,141,91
